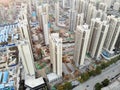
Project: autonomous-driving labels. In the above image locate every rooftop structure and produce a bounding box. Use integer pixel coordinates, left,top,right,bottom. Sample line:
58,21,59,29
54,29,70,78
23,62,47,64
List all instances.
47,73,61,83
25,77,47,90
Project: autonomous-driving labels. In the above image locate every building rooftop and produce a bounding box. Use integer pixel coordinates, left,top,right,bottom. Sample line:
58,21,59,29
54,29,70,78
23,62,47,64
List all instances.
47,73,60,82
25,77,45,88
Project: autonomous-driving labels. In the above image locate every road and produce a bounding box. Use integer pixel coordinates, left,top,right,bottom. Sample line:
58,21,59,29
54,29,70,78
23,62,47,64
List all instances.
73,61,120,90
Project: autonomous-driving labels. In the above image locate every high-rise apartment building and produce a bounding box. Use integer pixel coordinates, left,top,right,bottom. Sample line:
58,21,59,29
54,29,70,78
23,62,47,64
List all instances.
55,2,59,24
28,0,32,14
87,18,109,59
86,3,97,25
96,10,103,19
104,16,119,52
62,0,65,8
98,3,107,12
37,4,49,28
101,12,107,21
49,33,62,76
71,0,76,10
65,0,71,8
77,13,84,26
18,44,35,76
76,0,89,18
43,4,49,20
37,6,43,28
17,4,35,75
115,33,120,53
94,21,109,59
42,13,49,45
69,10,77,31
108,18,120,52
86,1,108,24
74,24,90,67
77,0,84,14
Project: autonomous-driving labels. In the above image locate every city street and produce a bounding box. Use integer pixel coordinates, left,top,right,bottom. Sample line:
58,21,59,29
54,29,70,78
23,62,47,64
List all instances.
73,60,120,90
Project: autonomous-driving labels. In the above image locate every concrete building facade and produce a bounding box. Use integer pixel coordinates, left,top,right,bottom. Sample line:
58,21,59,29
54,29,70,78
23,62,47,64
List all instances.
74,24,90,67
17,4,35,76
55,2,59,24
69,10,77,31
98,3,107,12
104,16,120,52
77,13,84,26
49,33,62,76
42,13,49,45
108,18,120,52
87,18,109,59
86,3,96,24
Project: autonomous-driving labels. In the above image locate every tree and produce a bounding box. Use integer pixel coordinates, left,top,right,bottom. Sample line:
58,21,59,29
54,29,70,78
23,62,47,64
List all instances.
94,83,102,90
95,66,102,75
78,78,84,83
88,70,96,76
102,79,110,87
100,62,107,69
81,72,90,82
57,85,64,90
64,82,72,90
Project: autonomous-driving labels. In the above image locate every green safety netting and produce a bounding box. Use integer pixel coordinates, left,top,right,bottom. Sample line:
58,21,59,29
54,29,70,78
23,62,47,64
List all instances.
35,62,47,70
42,62,46,66
35,63,42,69
51,86,56,90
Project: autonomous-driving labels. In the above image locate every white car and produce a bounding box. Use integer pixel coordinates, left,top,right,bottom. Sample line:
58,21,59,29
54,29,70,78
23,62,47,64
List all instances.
71,80,80,86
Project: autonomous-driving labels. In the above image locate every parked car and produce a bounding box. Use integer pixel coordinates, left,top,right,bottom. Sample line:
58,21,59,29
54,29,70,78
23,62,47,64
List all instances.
71,80,80,88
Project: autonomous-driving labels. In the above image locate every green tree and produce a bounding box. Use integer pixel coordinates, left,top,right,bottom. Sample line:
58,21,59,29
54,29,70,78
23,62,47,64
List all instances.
118,55,120,59
88,70,96,76
95,66,102,75
64,82,72,90
57,85,64,90
81,72,90,82
100,62,107,69
94,83,102,90
102,79,110,87
78,78,84,83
